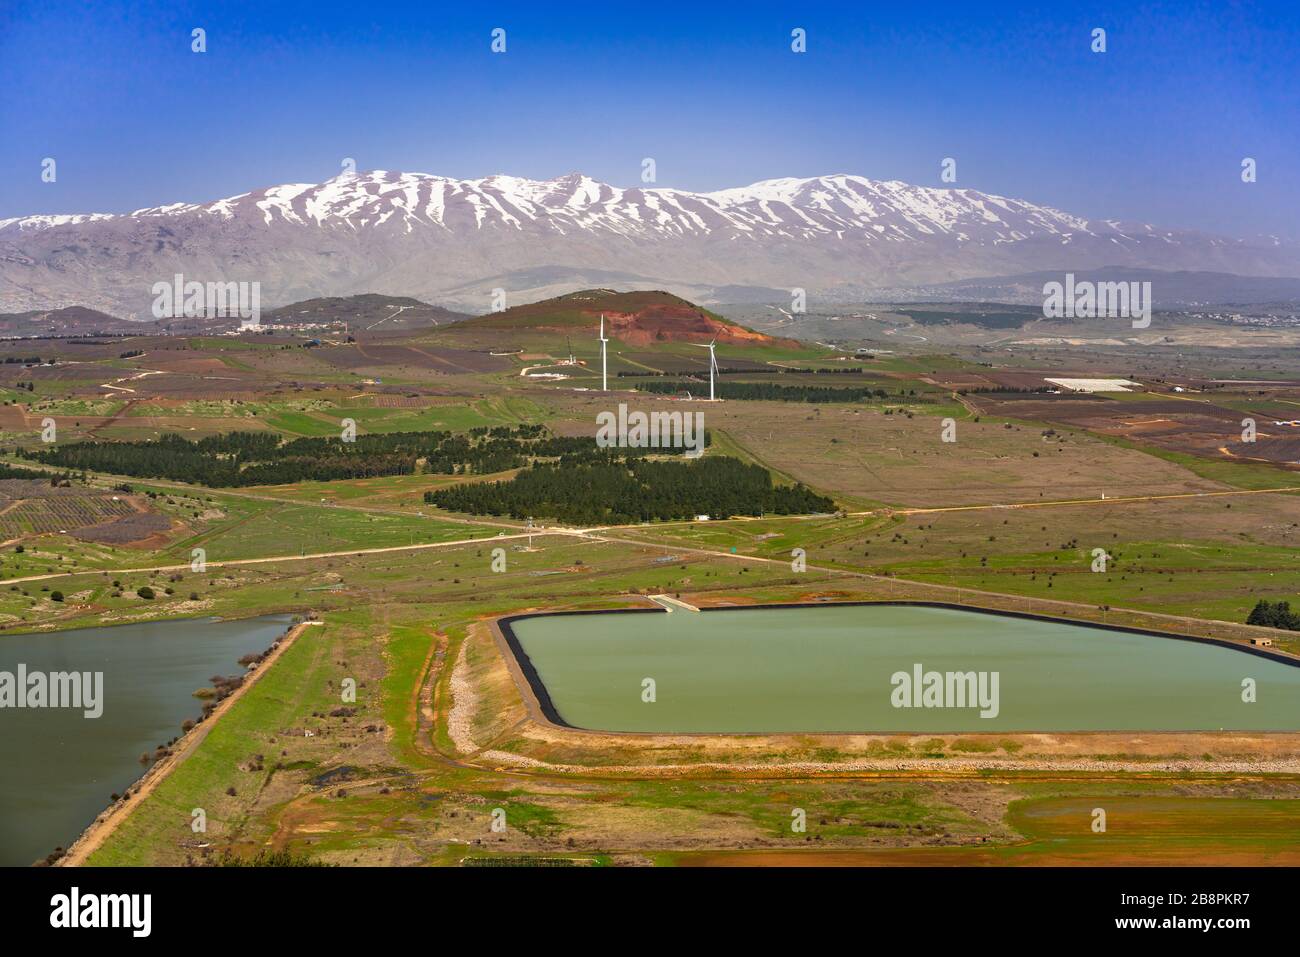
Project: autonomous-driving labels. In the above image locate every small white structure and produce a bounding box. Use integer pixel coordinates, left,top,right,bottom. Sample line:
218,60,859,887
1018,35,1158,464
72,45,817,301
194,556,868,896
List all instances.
695,514,710,522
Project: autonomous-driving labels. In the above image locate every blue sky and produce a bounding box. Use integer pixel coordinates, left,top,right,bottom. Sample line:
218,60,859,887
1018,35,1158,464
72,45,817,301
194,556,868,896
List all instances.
2,0,1297,237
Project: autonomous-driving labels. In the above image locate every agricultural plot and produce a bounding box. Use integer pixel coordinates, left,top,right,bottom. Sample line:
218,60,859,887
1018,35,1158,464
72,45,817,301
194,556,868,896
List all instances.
28,397,127,417
672,795,1300,866
317,339,515,376
0,484,142,540
663,399,1221,509
968,392,1300,470
71,511,172,545
243,472,474,508
172,502,497,561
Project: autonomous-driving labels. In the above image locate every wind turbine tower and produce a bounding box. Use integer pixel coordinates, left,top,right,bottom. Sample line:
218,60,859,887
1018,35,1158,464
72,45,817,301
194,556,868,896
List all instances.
598,314,609,391
690,338,720,400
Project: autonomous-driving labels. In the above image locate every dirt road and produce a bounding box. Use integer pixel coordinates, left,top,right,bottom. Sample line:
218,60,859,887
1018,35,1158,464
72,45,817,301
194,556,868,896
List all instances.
57,619,322,867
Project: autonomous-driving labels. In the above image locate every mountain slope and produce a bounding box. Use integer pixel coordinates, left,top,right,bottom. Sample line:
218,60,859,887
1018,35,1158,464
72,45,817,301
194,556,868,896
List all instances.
0,305,147,337
456,289,791,347
264,294,471,330
3,170,1297,315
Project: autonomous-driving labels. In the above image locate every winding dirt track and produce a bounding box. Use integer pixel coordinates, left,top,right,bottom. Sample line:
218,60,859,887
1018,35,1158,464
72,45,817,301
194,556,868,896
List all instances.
0,530,550,586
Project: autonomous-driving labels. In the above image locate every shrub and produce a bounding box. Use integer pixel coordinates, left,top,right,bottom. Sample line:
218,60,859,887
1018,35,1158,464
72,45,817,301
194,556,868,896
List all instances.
214,849,334,867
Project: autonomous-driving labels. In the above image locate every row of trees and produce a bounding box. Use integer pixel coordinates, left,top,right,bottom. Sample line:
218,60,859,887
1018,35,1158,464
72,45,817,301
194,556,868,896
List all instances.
620,366,867,378
426,453,835,524
956,386,1057,395
637,380,892,403
1246,599,1300,631
780,366,869,374
22,424,711,488
0,462,60,481
22,425,610,487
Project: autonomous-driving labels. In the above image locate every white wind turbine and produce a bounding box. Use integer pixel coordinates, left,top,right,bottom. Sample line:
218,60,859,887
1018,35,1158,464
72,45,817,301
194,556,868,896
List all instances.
598,314,609,391
689,338,720,400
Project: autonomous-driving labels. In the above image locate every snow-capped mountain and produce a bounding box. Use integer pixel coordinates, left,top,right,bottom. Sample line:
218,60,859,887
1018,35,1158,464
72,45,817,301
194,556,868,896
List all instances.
2,171,1296,315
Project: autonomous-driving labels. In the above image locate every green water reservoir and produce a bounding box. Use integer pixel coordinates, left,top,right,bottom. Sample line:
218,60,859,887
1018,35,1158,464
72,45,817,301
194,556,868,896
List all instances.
506,604,1300,733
